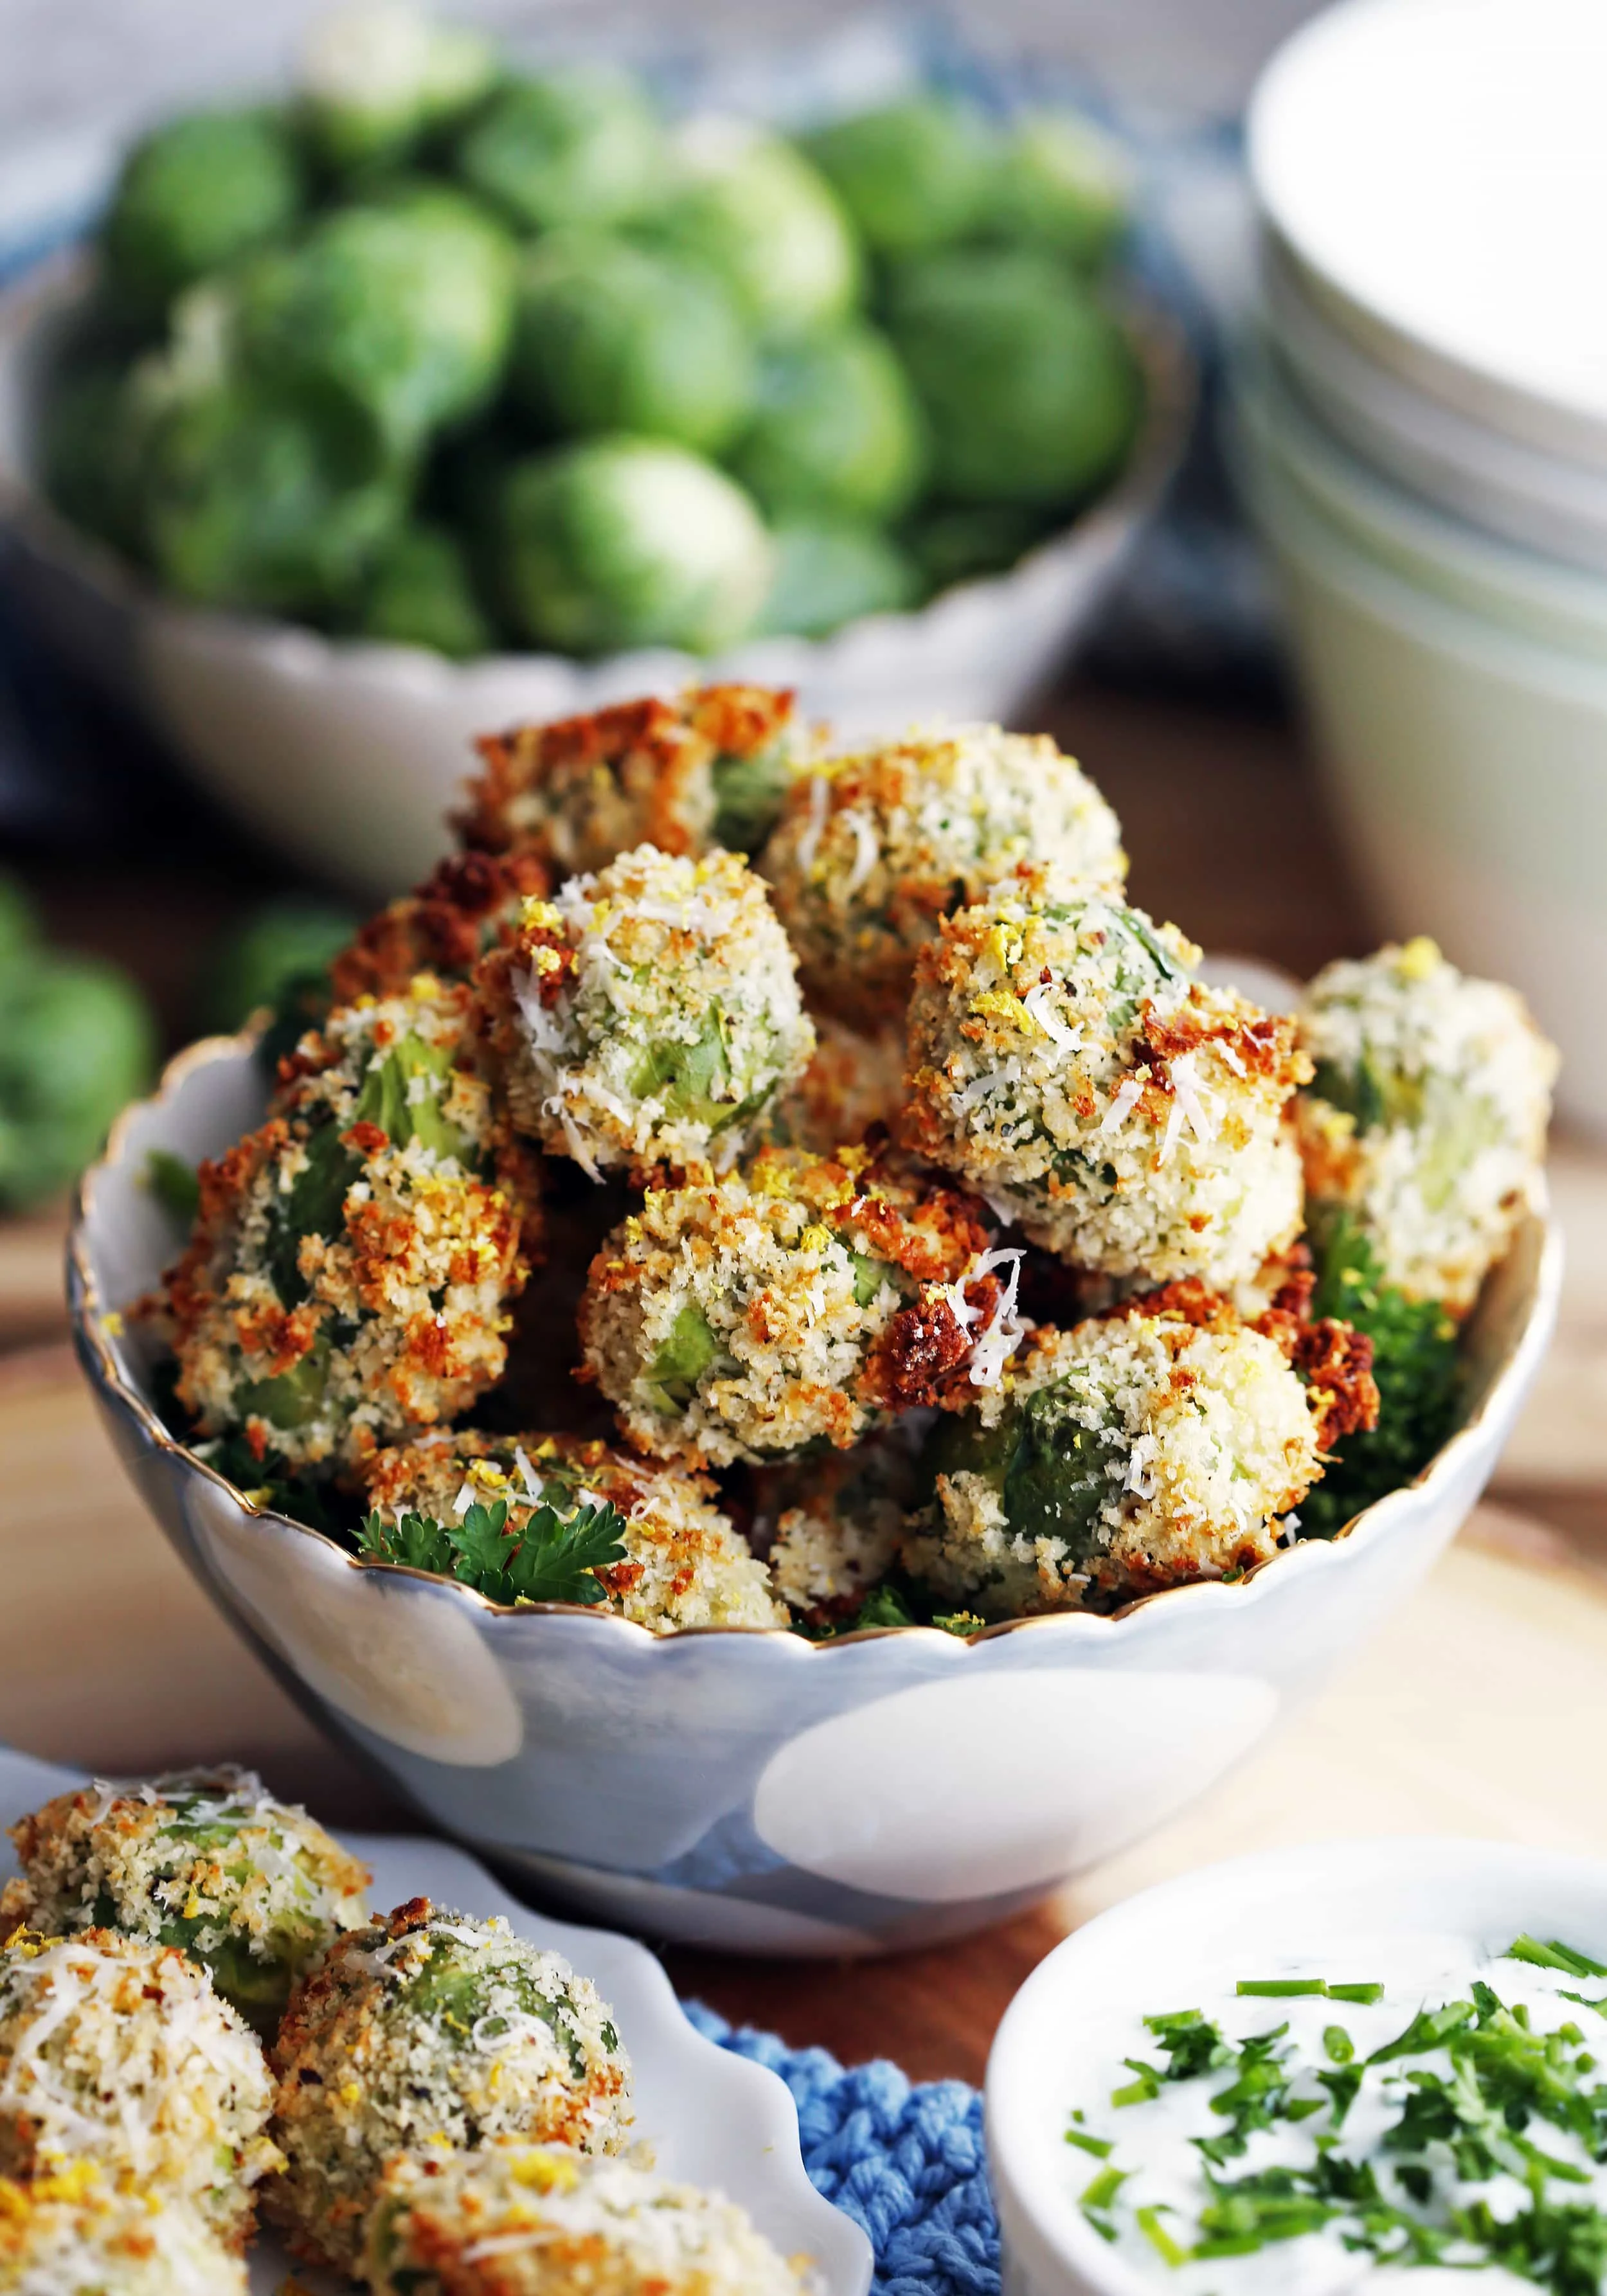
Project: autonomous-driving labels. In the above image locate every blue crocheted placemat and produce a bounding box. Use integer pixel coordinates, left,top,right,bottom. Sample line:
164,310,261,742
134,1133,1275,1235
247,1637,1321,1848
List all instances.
688,2004,1000,2296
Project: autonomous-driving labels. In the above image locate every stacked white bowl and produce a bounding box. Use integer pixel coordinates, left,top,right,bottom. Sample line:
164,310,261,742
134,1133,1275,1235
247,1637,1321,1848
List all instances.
1237,0,1607,1136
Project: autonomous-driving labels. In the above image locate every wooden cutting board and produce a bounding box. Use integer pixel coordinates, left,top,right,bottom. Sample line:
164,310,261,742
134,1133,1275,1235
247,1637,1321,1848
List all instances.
4,1346,1607,2083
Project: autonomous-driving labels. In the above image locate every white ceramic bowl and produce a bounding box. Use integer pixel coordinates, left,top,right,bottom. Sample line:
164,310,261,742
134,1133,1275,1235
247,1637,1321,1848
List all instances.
1232,354,1607,1138
986,1835,1607,2296
64,1029,1560,1955
0,256,1192,897
0,1744,873,2296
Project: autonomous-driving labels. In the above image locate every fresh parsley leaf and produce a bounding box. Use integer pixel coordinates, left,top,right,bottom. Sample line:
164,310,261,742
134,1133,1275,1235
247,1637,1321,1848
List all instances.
503,1500,629,1606
358,1509,456,1575
447,1498,516,1586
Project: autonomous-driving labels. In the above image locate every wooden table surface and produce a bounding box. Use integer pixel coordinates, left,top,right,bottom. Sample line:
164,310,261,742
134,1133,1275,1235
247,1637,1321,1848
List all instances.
4,680,1605,2092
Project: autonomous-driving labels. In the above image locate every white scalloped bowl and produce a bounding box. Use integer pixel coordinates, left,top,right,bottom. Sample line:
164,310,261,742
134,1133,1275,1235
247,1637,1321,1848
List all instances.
0,257,1192,897
67,1036,1560,1955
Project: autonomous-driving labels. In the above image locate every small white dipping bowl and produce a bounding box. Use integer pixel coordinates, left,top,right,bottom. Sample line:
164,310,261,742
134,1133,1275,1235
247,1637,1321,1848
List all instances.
65,1030,1561,1954
0,256,1192,897
987,1836,1607,2296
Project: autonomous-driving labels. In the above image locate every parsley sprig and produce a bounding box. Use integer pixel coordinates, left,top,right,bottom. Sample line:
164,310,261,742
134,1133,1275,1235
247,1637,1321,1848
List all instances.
357,1496,629,1607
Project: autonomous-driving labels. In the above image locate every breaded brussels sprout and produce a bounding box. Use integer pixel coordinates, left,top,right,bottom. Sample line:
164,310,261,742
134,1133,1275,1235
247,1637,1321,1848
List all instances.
764,1012,905,1154
166,976,530,1475
0,2170,246,2296
510,233,756,456
760,727,1125,1028
366,2140,805,2296
0,1931,279,2243
902,887,1308,1285
299,4,498,175
476,847,813,1181
0,1770,368,2032
499,438,772,657
265,1899,633,2275
578,1143,1018,1465
805,97,998,258
330,850,553,1003
1296,938,1556,1313
361,1430,785,1628
753,517,921,640
733,325,927,523
101,111,302,319
357,521,494,657
456,68,665,233
906,1282,1376,1613
757,1436,915,1626
461,685,804,873
649,121,860,341
238,192,517,460
887,248,1140,507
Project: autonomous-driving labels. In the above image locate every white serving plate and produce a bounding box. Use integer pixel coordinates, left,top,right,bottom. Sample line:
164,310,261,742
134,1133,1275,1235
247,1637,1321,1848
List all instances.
0,256,1192,898
985,1835,1607,2296
0,1744,872,2296
64,1030,1561,1952
1248,0,1607,468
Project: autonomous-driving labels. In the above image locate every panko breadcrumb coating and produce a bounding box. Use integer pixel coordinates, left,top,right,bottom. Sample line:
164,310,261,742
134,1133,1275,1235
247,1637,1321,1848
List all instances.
1296,937,1558,1313
460,685,805,871
0,1771,368,2034
362,1431,785,1629
330,848,554,1003
166,976,530,1475
907,1282,1376,1614
476,847,814,1181
0,1932,279,2245
579,1144,1021,1466
366,2140,806,2296
902,888,1307,1285
266,1897,632,2277
759,726,1126,1028
0,2169,245,2296
764,1012,905,1152
755,1435,918,1626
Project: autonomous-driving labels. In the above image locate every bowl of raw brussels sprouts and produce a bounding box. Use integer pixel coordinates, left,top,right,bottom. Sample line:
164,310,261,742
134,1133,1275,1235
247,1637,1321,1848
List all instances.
0,8,1190,893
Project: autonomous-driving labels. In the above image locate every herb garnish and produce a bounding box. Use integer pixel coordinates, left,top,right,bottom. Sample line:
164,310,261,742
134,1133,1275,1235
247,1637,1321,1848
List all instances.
357,1496,629,1606
1068,1938,1607,2288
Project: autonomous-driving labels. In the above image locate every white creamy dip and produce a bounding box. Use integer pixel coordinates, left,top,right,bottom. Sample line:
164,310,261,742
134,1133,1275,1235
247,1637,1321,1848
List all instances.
1059,1928,1607,2292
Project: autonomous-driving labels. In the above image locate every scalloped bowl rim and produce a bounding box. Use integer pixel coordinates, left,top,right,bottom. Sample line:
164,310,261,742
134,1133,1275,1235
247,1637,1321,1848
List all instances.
0,249,1195,692
66,1028,1563,1660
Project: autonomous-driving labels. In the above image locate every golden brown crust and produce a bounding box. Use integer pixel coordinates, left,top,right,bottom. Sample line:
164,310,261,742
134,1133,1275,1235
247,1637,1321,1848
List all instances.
330,851,554,1004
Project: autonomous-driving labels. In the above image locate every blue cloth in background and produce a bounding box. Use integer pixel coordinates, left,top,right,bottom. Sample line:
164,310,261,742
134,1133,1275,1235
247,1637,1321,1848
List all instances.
691,2001,1002,2296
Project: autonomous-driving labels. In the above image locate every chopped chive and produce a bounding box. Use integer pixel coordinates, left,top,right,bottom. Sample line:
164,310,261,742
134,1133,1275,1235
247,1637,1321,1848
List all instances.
1505,1934,1607,1980
1327,1983,1385,2004
1237,1978,1328,1998
1081,2208,1119,2244
1323,2025,1354,2064
1137,2205,1190,2266
1081,2166,1131,2211
1064,2129,1114,2158
1112,2060,1162,2107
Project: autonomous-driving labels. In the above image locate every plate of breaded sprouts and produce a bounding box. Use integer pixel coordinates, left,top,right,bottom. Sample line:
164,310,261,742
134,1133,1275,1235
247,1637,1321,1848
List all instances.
0,1746,873,2295
64,685,1563,1948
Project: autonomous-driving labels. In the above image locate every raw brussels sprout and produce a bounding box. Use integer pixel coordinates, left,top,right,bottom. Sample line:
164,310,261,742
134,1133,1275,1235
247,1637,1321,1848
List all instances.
989,111,1133,271
650,122,860,340
509,233,755,454
753,517,919,637
887,247,1141,506
199,898,361,1034
805,96,997,258
0,956,155,1208
357,521,493,656
136,374,404,614
101,110,303,319
905,501,1050,590
733,325,926,522
39,361,146,556
238,193,517,458
455,67,663,231
499,436,772,656
300,3,499,175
